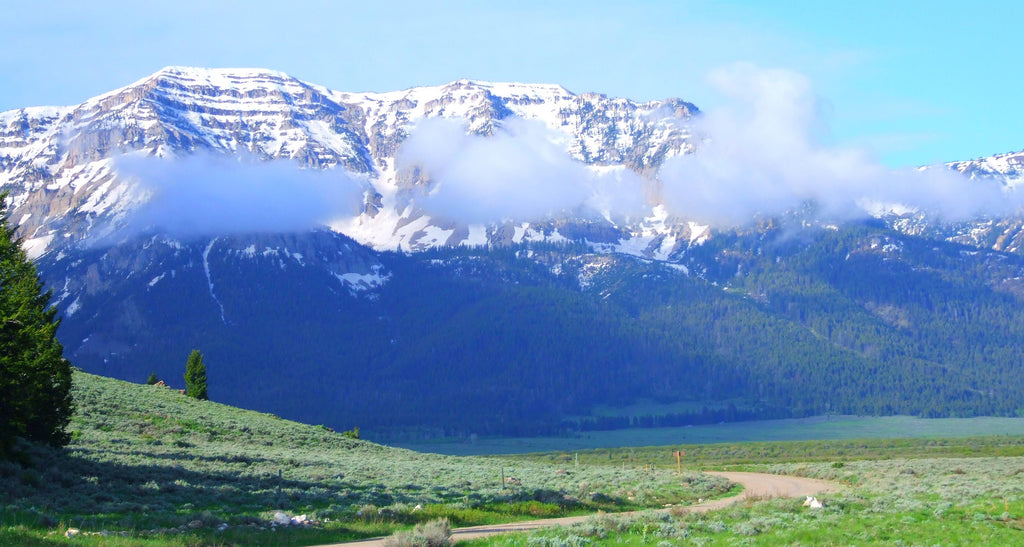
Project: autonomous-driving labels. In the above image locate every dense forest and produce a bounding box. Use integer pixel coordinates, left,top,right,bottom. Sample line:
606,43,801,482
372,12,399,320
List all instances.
39,220,1024,439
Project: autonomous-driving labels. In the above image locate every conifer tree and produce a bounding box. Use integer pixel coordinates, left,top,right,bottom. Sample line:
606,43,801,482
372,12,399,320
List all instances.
184,350,208,400
0,194,73,454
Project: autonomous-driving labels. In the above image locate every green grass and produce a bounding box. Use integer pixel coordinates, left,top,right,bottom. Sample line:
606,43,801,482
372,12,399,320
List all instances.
477,454,1024,545
0,371,729,546
515,435,1024,470
7,371,1024,545
396,415,1024,455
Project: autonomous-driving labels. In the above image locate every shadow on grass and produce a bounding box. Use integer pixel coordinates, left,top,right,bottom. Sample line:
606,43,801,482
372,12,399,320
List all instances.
0,440,400,533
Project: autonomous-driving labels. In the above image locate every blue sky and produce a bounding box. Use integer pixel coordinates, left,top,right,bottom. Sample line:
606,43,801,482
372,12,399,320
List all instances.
2,0,1020,167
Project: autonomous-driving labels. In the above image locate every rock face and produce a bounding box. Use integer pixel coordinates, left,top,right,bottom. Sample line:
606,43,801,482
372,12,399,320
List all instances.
6,66,1022,263
0,67,700,259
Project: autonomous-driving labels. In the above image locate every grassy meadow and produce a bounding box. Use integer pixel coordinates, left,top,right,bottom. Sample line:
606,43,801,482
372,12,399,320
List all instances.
395,415,1024,456
3,371,1024,545
475,456,1024,546
0,372,730,546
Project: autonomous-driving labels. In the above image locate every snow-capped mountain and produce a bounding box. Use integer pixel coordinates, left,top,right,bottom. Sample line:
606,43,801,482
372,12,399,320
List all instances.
0,66,701,261
7,67,1024,438
874,150,1024,253
949,149,1024,188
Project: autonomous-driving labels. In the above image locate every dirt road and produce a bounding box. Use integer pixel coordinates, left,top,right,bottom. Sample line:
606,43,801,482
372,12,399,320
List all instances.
322,471,837,546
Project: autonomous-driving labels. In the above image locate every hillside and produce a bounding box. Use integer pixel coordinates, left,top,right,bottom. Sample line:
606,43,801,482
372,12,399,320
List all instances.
37,219,1024,439
0,371,727,545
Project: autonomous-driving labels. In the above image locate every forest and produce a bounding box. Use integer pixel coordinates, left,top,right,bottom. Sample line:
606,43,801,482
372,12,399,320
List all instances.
40,220,1024,438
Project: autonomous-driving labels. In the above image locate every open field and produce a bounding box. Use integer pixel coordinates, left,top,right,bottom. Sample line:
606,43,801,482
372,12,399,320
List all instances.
472,456,1024,546
395,415,1024,456
330,472,836,546
0,372,730,546
4,371,1024,545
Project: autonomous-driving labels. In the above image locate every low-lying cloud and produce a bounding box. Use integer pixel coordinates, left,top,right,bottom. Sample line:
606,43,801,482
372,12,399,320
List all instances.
115,152,365,238
659,63,1017,225
397,117,648,224
113,67,1021,241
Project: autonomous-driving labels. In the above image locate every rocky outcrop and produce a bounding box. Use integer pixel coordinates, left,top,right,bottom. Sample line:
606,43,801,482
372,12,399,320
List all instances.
0,68,699,257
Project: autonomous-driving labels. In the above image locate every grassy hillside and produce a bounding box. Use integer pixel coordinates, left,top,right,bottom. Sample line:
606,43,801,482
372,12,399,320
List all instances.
0,371,729,545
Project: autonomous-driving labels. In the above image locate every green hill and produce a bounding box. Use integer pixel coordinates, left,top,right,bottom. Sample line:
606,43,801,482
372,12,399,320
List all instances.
0,371,728,545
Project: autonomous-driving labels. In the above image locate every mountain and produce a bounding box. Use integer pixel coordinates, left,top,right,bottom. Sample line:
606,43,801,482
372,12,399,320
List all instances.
4,67,1024,439
0,66,701,259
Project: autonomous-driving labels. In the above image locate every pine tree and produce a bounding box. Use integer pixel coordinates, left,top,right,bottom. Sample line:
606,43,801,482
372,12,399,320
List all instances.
146,372,159,385
0,194,73,455
184,350,208,400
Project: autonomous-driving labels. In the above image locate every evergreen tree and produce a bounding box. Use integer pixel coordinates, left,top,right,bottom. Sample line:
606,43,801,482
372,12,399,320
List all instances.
0,194,73,454
146,372,159,385
184,350,208,400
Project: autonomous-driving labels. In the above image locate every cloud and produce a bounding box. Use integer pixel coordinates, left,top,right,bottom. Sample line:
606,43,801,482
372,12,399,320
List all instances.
659,63,1018,226
114,152,365,238
396,117,648,224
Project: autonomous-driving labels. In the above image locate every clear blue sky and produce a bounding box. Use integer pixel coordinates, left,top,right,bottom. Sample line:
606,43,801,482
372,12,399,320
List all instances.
2,0,1020,167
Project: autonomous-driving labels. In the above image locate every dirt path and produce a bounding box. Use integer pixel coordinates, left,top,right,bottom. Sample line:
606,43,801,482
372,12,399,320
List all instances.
319,471,837,546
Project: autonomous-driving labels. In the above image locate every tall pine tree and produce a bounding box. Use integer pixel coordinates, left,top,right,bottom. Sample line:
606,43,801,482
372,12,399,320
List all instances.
0,194,73,455
184,349,208,400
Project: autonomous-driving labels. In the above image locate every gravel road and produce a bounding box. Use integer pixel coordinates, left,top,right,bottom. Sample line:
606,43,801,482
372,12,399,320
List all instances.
319,471,837,546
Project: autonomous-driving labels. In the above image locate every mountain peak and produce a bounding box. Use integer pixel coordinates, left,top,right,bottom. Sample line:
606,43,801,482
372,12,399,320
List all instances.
129,66,311,96
440,78,574,96
147,65,302,85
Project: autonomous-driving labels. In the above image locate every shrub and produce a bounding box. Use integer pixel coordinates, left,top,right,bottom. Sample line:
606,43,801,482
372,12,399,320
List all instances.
384,517,451,547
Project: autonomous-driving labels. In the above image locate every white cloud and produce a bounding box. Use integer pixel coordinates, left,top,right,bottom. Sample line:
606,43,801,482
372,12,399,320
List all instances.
115,152,365,238
397,117,647,224
659,63,1017,226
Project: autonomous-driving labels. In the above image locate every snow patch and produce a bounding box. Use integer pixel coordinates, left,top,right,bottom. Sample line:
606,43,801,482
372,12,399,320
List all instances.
202,238,227,323
464,224,489,246
512,223,529,244
687,222,710,245
335,265,391,294
22,234,53,259
416,225,454,247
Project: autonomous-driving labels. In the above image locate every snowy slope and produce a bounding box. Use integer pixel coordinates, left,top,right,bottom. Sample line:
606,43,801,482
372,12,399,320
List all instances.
948,149,1024,188
0,67,701,260
4,66,1024,264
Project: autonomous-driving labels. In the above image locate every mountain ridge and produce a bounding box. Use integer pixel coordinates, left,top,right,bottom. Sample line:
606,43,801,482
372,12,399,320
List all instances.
2,66,701,258
6,66,1024,262
5,67,1024,437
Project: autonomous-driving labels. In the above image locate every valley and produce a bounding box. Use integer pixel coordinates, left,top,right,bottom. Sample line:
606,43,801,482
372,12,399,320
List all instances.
2,371,1022,545
397,415,1024,456
4,3,1024,545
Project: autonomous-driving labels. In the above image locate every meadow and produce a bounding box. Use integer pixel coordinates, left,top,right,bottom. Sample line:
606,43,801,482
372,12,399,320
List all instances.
4,371,1024,545
473,446,1024,545
0,372,730,546
395,414,1024,456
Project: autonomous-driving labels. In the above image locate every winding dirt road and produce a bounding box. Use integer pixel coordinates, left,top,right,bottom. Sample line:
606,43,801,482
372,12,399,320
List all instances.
321,471,837,546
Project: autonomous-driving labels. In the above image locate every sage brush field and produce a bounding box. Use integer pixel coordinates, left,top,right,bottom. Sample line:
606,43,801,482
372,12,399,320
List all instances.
0,372,729,545
486,456,1024,545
